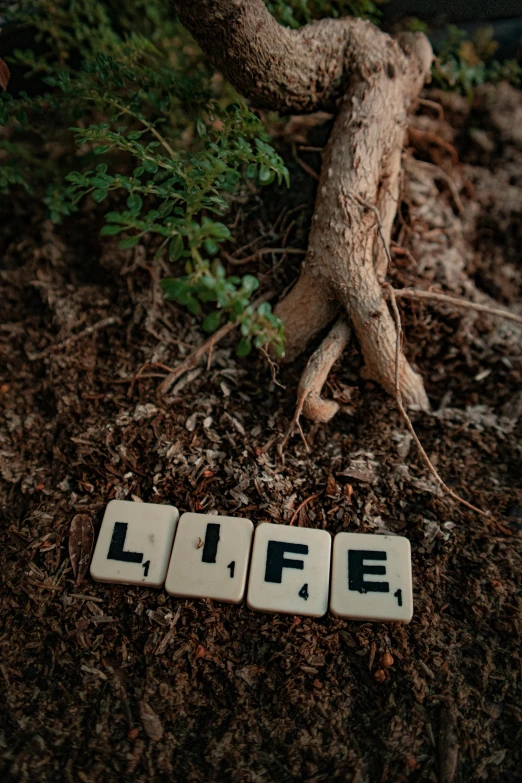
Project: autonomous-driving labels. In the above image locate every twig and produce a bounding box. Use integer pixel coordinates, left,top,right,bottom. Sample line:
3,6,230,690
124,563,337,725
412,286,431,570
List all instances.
159,291,275,394
417,98,444,120
390,287,522,327
412,159,464,214
385,283,489,518
28,316,121,360
361,197,490,516
289,492,321,526
291,141,320,181
128,362,176,397
224,247,306,266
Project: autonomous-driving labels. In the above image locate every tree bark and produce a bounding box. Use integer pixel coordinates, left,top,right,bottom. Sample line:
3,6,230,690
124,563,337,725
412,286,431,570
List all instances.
173,0,376,113
172,0,433,412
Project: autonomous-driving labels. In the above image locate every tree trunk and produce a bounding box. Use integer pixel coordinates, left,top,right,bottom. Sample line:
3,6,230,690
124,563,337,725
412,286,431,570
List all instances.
172,0,433,414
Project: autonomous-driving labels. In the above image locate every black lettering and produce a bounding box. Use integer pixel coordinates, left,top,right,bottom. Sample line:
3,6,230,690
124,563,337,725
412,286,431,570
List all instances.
107,522,143,563
142,560,150,577
299,583,309,600
394,588,402,606
227,561,235,578
202,523,220,563
265,541,308,584
348,550,389,594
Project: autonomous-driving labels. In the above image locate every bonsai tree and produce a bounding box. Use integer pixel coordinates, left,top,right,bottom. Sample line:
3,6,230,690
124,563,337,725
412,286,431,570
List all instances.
172,0,433,421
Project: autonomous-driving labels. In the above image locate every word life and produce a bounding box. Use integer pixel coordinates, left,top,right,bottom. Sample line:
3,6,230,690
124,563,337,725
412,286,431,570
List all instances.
89,500,413,622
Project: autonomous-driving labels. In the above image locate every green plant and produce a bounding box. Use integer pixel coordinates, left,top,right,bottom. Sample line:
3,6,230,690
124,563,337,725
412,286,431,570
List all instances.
265,0,386,27
432,25,522,95
1,0,289,356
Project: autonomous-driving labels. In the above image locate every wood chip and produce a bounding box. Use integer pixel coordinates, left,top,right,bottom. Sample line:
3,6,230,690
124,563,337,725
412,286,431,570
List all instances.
68,514,94,585
139,701,164,741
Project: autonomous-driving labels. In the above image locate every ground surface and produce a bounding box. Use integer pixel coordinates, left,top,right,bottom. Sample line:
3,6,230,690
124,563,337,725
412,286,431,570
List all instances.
1,84,522,783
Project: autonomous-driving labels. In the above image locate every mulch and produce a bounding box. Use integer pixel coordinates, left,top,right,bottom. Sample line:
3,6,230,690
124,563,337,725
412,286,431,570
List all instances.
1,84,521,782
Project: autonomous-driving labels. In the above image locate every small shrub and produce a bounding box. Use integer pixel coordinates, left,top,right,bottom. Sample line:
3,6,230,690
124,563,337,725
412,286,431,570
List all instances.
1,0,289,356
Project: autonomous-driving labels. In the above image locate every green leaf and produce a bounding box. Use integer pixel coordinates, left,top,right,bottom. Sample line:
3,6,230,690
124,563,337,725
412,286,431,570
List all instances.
257,301,271,317
202,311,221,333
143,159,158,173
236,337,252,357
119,235,140,249
160,278,187,300
209,222,231,240
259,164,275,185
92,188,108,203
204,238,219,256
246,163,258,179
94,145,109,155
186,295,202,316
196,118,207,137
101,224,123,236
127,193,143,212
168,235,184,262
242,275,260,294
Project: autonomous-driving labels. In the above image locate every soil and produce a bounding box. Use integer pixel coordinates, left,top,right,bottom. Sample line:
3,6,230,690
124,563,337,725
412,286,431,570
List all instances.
1,83,522,783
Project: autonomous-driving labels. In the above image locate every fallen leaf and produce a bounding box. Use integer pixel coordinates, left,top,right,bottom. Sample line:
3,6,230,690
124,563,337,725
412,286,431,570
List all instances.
69,514,94,585
0,59,10,91
139,701,163,741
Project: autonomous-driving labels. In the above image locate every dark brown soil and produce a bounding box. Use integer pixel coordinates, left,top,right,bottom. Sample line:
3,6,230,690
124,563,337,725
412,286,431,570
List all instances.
1,85,522,783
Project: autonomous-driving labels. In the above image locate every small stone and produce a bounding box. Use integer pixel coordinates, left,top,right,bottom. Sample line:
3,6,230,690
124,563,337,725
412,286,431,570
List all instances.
381,652,394,668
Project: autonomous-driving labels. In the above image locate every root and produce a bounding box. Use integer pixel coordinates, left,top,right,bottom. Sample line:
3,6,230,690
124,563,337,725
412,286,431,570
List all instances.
282,316,351,448
385,284,490,519
390,288,522,327
276,32,432,411
274,269,339,363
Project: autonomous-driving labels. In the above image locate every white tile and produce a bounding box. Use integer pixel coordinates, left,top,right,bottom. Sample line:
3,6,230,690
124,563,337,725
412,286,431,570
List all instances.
330,533,413,623
246,523,331,618
165,513,253,604
90,500,179,588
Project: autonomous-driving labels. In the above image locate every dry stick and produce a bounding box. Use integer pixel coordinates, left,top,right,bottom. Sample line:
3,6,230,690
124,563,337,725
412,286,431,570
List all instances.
224,247,306,267
28,316,121,360
159,290,276,394
417,97,444,120
391,288,522,327
385,283,489,518
289,492,322,526
412,159,464,214
361,198,490,517
291,141,320,181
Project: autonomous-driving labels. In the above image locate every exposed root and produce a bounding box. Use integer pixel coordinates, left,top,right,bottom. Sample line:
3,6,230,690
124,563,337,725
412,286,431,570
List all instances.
274,269,339,363
282,316,351,446
390,288,522,327
276,35,432,411
385,284,490,518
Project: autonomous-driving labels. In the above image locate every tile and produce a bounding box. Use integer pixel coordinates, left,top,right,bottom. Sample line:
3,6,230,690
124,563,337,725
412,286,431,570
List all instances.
246,523,331,618
165,513,253,604
330,533,413,623
90,500,179,588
